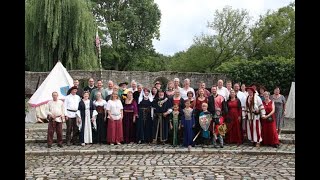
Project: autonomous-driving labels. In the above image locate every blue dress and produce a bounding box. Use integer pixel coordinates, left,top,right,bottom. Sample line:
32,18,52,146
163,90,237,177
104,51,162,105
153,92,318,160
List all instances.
181,108,195,147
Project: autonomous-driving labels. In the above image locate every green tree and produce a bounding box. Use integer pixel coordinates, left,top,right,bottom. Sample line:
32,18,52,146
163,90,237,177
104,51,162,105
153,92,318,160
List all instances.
246,2,295,59
25,0,99,71
194,6,251,70
92,0,161,71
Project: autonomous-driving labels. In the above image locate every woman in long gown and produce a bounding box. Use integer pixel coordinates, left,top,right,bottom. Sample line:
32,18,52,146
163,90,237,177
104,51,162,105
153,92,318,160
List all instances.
93,92,107,144
137,88,153,144
76,91,98,146
225,90,243,145
271,87,286,137
106,92,124,145
123,91,138,144
261,91,280,148
181,100,195,148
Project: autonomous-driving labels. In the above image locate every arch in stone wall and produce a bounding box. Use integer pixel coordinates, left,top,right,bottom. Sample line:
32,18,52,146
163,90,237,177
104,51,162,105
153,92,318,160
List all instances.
154,77,169,90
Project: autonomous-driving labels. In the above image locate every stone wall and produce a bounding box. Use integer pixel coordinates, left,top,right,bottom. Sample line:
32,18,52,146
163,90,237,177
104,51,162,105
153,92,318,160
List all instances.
25,70,228,95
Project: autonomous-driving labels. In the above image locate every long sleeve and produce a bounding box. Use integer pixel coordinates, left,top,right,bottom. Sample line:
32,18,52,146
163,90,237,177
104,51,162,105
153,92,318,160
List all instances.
181,110,185,125
237,99,242,118
208,96,215,114
191,110,195,126
133,100,138,116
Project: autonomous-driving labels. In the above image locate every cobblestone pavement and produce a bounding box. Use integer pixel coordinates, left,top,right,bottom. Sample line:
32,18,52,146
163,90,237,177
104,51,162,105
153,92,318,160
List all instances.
25,154,295,179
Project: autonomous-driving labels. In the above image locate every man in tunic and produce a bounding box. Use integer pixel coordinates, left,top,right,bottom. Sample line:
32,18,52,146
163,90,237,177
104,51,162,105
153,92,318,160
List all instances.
64,86,81,145
217,79,229,101
46,92,65,148
244,86,266,147
152,90,173,144
83,78,97,93
90,80,108,101
67,79,84,98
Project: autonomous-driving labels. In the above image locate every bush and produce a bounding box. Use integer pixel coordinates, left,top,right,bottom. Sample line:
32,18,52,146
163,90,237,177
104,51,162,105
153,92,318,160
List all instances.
215,56,295,95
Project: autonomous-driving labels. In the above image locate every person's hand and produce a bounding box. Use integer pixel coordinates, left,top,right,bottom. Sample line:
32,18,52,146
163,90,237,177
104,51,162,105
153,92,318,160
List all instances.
178,125,181,130
133,117,136,123
170,124,173,129
77,118,81,124
104,116,107,122
163,112,168,117
65,116,69,120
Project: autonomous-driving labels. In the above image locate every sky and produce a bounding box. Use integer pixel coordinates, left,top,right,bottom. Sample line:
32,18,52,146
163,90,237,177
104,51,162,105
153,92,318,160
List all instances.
152,0,294,56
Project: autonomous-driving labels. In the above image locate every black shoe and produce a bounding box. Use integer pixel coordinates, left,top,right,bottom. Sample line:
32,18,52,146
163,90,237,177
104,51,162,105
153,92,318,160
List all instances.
47,145,52,148
274,144,279,148
58,144,63,148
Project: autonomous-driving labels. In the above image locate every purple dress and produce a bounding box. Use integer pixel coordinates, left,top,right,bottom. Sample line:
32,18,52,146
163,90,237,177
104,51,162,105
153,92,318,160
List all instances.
123,100,138,143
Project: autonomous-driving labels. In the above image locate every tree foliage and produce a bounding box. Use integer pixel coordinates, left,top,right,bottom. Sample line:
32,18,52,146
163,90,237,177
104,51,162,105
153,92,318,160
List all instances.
25,0,99,71
245,2,295,59
216,56,295,95
92,0,161,70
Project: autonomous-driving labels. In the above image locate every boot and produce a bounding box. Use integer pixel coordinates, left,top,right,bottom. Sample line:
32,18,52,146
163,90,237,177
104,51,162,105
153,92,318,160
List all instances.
212,134,218,148
218,135,224,148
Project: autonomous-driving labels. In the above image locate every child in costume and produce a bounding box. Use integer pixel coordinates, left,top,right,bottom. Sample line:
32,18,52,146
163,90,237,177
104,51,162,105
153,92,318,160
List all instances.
181,100,195,148
170,104,181,146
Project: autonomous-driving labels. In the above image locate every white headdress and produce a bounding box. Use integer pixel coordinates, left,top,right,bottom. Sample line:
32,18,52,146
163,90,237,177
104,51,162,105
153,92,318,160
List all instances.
138,88,153,104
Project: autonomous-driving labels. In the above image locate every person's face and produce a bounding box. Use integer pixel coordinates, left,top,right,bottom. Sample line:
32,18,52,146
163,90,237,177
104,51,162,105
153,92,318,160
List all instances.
152,87,157,94
127,92,133,99
234,84,240,91
97,81,103,88
241,84,246,91
202,104,208,111
74,80,79,87
96,92,102,100
274,88,280,95
230,90,236,98
155,84,161,89
88,79,94,86
260,88,265,94
184,80,190,87
252,85,257,90
108,82,113,89
113,87,119,92
263,92,270,100
226,83,232,89
83,92,89,99
185,102,190,108
174,91,180,97
199,89,204,96
211,87,217,94
71,89,77,95
218,80,223,87
52,92,58,100
121,84,127,89
200,83,205,89
137,86,142,92
159,92,165,98
112,93,118,100
168,82,174,89
187,93,193,98
144,90,149,96
132,83,137,89
173,106,179,111
174,80,179,87
248,89,254,96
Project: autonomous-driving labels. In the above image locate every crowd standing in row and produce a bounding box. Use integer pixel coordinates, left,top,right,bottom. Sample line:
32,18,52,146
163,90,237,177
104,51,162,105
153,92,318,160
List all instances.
45,78,286,149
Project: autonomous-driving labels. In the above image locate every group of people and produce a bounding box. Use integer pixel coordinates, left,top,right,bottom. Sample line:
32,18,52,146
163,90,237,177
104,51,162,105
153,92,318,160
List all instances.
45,78,286,149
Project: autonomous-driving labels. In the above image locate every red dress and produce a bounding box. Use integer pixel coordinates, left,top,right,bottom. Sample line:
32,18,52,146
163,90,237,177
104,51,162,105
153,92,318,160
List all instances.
261,100,280,146
225,99,242,144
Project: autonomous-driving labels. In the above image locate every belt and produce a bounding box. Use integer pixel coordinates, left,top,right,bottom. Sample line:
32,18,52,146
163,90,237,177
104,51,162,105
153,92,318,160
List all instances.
67,109,77,112
124,110,134,112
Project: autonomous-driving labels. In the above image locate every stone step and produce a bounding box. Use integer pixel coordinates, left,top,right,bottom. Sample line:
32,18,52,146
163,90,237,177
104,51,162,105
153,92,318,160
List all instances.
25,143,295,156
25,131,295,144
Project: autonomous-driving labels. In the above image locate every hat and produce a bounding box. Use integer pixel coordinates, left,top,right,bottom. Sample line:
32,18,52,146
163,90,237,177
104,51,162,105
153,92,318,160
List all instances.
69,86,78,91
245,86,255,93
154,81,161,85
118,82,128,86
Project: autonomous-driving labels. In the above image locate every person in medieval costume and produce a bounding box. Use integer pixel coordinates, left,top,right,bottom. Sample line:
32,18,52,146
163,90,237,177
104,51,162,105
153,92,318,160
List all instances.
169,104,181,147
152,90,173,144
244,86,266,147
136,88,154,144
181,100,195,149
198,103,212,145
76,91,98,146
208,85,228,148
122,91,138,144
92,92,107,144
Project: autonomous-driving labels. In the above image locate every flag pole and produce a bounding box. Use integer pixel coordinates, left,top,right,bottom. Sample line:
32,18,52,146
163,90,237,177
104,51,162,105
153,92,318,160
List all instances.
96,27,103,80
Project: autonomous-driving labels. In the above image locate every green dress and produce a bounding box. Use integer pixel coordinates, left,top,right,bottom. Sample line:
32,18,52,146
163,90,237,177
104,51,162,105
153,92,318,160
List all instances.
170,111,180,146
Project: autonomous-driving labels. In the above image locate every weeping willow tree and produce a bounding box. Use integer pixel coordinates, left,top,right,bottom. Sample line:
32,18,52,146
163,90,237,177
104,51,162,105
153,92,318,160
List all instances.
25,0,99,71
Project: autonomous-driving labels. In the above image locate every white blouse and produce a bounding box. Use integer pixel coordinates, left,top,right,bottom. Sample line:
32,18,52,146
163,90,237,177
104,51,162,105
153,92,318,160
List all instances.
106,99,123,120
